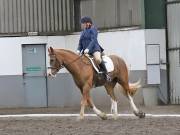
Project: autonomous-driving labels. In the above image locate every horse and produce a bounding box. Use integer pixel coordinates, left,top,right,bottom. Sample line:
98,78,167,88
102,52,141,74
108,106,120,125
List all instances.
48,47,145,120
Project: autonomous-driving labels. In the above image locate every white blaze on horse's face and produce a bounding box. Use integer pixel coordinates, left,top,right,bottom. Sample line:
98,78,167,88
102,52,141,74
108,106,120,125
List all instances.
48,55,60,77
48,47,60,78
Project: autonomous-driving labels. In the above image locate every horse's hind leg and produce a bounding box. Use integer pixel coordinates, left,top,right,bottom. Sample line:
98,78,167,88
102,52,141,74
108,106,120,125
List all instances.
104,82,118,120
127,93,145,118
120,82,145,118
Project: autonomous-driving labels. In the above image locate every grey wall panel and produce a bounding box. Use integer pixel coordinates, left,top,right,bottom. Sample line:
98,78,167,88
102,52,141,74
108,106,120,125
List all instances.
167,3,180,48
95,0,116,28
159,69,168,104
58,0,62,31
49,0,54,32
47,73,81,107
119,0,129,26
0,70,146,108
34,0,38,32
0,76,25,107
54,0,58,32
21,0,26,32
16,0,22,32
0,0,4,33
66,0,71,31
80,0,143,29
4,0,9,33
45,0,50,32
62,0,66,31
25,0,29,32
29,0,33,32
167,2,180,104
0,0,74,35
9,0,13,32
12,0,17,33
41,0,46,32
129,70,146,86
131,0,142,25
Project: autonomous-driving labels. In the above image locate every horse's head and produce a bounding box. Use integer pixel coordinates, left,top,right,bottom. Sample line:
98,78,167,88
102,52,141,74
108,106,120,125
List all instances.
48,47,63,77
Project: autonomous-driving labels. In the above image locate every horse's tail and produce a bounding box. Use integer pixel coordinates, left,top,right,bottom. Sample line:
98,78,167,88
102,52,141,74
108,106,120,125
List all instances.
128,79,141,96
115,79,141,96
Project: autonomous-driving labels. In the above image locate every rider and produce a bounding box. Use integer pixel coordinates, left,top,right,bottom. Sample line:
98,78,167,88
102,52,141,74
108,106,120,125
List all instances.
76,16,111,81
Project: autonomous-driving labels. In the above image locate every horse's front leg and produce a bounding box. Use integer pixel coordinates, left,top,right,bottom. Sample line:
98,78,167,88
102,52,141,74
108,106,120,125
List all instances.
87,97,107,120
78,84,91,120
78,97,87,120
79,86,107,120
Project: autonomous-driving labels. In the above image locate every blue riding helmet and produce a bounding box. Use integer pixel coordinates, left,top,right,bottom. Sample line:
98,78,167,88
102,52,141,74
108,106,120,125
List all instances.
80,16,93,24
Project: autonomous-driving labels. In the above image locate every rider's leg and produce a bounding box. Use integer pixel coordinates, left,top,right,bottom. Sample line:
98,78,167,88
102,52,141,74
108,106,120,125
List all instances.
93,51,102,65
93,51,111,81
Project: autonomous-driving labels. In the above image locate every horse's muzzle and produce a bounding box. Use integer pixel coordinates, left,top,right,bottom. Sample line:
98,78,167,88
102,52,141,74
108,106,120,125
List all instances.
47,72,56,78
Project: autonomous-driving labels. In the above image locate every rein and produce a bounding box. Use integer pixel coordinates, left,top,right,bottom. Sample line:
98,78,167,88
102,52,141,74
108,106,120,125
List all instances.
63,55,83,68
48,54,83,70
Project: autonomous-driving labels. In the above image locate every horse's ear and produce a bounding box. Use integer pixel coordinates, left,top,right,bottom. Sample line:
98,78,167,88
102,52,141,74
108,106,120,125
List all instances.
49,46,54,54
48,48,51,53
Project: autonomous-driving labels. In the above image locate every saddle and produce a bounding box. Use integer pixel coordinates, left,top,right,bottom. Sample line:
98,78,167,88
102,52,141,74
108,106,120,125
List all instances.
84,54,114,86
85,55,114,73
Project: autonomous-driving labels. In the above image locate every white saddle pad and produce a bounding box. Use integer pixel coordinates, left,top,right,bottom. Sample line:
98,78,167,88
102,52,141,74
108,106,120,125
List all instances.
86,55,114,73
102,55,114,72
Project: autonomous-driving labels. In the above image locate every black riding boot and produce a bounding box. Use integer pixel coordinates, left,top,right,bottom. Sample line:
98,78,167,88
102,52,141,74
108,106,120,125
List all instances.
99,61,111,81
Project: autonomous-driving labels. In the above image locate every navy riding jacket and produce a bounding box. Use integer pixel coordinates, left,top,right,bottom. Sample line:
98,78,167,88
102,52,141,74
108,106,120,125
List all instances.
77,26,104,55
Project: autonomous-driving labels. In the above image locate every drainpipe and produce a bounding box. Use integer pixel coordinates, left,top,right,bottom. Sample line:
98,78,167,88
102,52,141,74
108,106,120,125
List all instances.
165,0,170,104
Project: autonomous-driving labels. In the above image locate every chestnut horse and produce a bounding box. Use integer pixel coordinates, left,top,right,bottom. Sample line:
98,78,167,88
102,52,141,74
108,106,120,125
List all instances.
48,47,145,120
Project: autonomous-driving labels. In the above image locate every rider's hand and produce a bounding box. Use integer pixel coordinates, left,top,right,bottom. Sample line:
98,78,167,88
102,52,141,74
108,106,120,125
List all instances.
84,49,89,54
76,50,80,55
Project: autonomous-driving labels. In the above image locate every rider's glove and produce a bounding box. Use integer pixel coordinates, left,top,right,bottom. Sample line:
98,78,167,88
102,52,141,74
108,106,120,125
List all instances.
84,49,89,54
76,50,80,55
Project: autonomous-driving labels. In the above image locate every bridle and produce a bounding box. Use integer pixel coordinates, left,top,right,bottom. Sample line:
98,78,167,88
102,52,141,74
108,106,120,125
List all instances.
48,54,64,71
48,54,83,71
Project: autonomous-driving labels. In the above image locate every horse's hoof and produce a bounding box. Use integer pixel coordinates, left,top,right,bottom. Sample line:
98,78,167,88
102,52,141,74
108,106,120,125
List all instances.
100,112,108,120
76,116,84,121
138,111,146,118
112,114,118,120
133,111,146,118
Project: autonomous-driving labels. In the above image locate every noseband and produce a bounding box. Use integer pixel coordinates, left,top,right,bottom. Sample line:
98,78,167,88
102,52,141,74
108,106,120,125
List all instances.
48,65,64,70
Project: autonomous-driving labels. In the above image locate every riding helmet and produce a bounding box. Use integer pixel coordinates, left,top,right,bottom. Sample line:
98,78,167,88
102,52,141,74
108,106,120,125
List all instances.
80,16,93,24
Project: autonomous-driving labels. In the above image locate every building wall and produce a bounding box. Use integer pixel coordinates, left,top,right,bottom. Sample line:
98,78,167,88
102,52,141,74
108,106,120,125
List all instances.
0,29,146,74
0,29,151,107
166,1,180,104
145,29,168,104
80,0,144,29
0,0,74,35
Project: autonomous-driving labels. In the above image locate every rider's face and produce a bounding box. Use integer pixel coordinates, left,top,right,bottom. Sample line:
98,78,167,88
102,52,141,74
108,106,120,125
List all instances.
81,22,91,30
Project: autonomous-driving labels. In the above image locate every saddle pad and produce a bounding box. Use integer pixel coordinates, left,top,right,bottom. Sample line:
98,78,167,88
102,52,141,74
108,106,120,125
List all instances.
86,55,114,73
102,55,114,72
